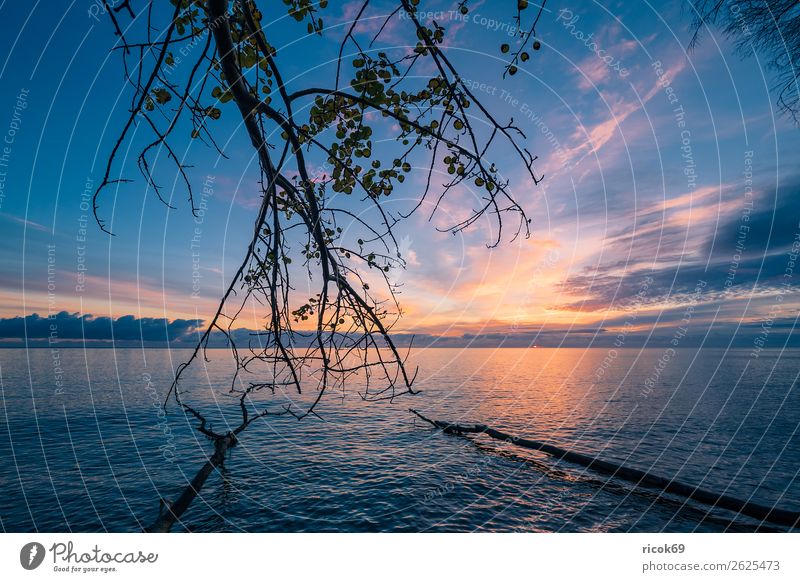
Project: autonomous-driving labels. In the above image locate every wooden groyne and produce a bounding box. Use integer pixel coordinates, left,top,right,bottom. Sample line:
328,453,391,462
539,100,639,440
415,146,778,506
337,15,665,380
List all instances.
409,409,800,529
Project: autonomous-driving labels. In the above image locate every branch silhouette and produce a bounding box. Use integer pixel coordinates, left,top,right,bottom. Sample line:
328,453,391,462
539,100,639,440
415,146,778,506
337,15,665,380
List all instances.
96,0,546,531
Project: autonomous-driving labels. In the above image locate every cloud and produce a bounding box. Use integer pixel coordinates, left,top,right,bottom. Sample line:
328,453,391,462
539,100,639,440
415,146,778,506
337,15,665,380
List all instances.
3,309,797,349
0,312,203,342
570,59,687,164
555,179,800,313
1,215,51,233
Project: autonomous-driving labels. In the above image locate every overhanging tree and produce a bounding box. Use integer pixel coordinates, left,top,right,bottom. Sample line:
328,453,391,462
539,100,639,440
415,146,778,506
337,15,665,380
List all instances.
96,0,546,532
689,0,800,121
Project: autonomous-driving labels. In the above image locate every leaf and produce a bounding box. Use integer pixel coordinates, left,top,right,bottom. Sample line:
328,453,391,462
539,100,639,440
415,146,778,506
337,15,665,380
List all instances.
153,88,172,104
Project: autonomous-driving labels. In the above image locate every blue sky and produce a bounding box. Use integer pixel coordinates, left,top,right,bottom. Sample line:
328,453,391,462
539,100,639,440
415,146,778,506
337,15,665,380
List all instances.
1,0,800,347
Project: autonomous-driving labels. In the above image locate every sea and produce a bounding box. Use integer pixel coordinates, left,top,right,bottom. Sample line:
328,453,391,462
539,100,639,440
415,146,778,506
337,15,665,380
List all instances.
1,347,798,532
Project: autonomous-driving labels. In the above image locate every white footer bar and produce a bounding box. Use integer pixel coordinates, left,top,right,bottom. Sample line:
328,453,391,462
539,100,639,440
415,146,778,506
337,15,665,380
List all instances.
1,533,796,581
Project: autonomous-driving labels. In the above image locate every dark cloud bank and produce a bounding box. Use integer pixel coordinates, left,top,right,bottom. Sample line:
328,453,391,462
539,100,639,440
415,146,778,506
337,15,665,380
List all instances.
1,311,799,349
0,312,203,345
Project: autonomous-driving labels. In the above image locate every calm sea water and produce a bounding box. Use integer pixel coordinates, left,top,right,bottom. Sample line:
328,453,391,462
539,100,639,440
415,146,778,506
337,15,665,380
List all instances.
0,347,798,532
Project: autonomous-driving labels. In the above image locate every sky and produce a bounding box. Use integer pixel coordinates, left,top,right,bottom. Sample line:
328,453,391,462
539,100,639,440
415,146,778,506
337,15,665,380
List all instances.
1,0,800,348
